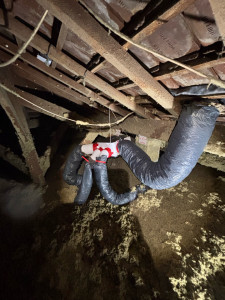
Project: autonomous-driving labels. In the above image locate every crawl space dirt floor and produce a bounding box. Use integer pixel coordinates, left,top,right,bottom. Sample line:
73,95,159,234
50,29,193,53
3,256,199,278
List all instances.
0,130,225,300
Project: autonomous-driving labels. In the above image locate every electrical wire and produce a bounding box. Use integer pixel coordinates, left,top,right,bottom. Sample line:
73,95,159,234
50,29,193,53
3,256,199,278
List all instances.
0,10,48,68
0,83,133,127
79,0,225,90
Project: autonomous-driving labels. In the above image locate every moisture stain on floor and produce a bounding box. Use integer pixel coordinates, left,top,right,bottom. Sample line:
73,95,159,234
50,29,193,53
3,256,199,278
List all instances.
0,142,225,300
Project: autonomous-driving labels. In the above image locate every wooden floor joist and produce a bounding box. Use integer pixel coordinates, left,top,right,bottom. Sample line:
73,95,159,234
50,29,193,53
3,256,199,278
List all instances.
0,82,70,121
0,13,153,118
40,123,68,174
36,0,178,116
0,50,96,108
209,0,225,46
91,0,196,73
123,0,196,49
0,144,29,175
0,85,45,185
0,78,106,126
0,36,128,117
52,23,68,69
115,55,225,91
49,47,156,118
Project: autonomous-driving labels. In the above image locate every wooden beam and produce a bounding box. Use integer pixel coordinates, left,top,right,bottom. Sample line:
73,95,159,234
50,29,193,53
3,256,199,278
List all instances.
209,0,225,46
0,14,49,53
0,49,96,107
36,0,178,116
112,115,225,143
117,83,136,91
40,123,68,174
0,77,102,126
15,36,26,53
115,54,225,91
0,50,101,109
0,16,149,118
2,0,13,10
91,0,196,72
80,132,99,145
0,36,127,116
0,85,45,185
0,83,71,122
52,23,68,68
0,144,29,175
155,57,225,82
124,0,196,49
49,46,156,118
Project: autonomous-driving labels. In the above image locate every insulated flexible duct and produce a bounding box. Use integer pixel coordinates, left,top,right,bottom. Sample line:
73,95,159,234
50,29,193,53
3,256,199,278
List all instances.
94,156,148,205
63,145,92,204
74,162,93,205
63,145,83,186
170,84,225,97
117,105,219,190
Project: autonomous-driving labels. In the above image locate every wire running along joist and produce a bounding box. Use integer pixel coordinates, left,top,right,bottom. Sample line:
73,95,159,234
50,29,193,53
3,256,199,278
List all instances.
0,10,48,68
1,1,223,126
79,0,225,91
0,83,133,127
0,10,133,127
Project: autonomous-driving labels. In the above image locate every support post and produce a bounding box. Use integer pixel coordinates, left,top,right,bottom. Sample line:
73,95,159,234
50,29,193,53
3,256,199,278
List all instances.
0,86,45,185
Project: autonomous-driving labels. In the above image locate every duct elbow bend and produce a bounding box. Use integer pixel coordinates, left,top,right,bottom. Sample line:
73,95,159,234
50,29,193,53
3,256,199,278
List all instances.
118,105,220,190
63,145,93,204
94,156,148,205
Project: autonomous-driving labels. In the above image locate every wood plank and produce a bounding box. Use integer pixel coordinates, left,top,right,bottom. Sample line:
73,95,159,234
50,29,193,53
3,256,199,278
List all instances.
48,46,156,118
0,76,105,126
0,144,29,175
209,0,225,46
0,16,148,118
36,0,178,116
155,57,225,81
124,0,196,49
52,23,68,68
0,49,96,107
0,81,71,122
0,14,49,53
40,123,68,174
92,0,196,72
0,36,127,116
0,84,45,185
115,55,225,91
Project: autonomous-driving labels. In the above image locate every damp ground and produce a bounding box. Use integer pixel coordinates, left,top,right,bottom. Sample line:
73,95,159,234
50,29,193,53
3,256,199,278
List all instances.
0,132,225,300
